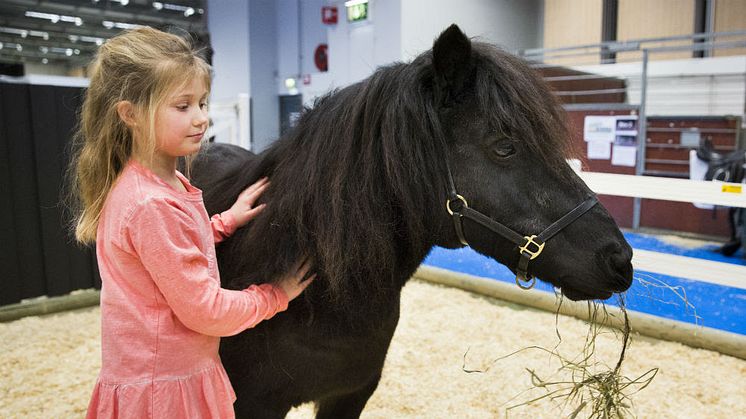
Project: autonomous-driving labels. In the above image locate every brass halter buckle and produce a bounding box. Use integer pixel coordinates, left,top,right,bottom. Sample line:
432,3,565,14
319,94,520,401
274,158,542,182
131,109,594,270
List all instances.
518,235,545,260
446,194,468,215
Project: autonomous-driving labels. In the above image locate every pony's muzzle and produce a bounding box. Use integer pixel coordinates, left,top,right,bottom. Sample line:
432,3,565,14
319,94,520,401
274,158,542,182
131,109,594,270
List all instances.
603,243,634,292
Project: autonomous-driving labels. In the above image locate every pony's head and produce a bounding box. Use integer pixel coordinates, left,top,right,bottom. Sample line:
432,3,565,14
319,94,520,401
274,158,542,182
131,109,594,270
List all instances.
427,25,633,300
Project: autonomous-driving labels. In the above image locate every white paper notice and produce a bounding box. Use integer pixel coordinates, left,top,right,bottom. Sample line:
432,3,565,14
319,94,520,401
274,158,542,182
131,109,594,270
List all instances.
611,145,637,167
584,116,616,142
588,140,611,159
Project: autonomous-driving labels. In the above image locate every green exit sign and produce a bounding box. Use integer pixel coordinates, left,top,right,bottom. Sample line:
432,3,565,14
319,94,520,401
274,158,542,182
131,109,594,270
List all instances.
345,0,368,23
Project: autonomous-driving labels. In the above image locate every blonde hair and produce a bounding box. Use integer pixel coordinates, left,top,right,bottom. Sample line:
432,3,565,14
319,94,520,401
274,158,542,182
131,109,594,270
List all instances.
68,26,211,244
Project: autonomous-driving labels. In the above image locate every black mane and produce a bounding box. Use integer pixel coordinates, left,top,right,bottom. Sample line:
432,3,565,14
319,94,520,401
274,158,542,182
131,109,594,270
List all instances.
201,42,573,315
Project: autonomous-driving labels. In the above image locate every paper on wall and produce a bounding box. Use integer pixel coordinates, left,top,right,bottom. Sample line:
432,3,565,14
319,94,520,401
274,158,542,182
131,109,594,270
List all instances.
584,116,616,142
588,140,611,159
611,144,637,167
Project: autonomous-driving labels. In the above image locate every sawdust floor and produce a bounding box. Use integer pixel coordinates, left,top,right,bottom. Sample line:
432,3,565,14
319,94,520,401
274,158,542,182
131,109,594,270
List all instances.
2,280,745,418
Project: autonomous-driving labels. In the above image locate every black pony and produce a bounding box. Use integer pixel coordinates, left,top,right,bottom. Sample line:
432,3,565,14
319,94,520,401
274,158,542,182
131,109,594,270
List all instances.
190,25,633,418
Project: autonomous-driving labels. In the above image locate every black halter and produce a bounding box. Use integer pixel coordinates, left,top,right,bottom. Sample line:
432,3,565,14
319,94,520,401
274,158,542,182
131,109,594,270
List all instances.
443,158,598,289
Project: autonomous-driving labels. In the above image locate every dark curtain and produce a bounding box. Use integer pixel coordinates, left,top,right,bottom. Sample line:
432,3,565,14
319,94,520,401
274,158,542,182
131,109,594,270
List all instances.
0,82,100,306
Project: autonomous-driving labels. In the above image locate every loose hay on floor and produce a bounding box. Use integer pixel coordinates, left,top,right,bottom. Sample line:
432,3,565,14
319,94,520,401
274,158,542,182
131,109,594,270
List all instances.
2,280,745,418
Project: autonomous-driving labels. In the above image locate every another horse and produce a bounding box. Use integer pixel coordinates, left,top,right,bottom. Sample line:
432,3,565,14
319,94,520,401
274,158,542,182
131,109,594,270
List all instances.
191,25,634,418
696,138,746,257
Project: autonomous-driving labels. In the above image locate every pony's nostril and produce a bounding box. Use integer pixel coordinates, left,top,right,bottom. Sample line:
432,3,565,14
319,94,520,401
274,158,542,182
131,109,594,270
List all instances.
608,247,634,289
610,250,631,272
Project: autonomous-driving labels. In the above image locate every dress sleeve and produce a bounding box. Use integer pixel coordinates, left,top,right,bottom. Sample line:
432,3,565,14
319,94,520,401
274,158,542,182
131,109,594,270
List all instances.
210,210,236,244
124,199,289,337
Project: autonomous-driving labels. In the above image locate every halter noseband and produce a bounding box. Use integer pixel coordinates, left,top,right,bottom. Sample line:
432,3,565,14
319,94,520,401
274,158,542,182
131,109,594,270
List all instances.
443,159,598,290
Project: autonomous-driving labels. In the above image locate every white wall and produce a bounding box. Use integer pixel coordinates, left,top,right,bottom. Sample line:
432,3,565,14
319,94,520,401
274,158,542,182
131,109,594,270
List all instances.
206,0,250,102
277,0,301,89
574,56,746,117
301,0,328,76
400,0,543,59
277,0,328,95
249,0,280,151
302,0,401,98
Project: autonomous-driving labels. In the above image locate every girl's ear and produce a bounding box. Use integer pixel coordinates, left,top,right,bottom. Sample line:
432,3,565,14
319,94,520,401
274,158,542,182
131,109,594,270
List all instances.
116,101,137,127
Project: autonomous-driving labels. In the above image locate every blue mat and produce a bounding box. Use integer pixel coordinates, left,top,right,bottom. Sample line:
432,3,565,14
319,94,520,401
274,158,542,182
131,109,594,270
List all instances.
422,232,746,335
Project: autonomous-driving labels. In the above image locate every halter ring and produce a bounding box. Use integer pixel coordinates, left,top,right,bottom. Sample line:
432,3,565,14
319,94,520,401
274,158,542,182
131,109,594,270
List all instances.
446,194,469,216
515,274,536,290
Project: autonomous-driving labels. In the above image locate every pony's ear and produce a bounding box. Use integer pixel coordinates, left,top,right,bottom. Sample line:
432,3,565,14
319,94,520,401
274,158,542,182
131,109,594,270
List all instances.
432,24,473,105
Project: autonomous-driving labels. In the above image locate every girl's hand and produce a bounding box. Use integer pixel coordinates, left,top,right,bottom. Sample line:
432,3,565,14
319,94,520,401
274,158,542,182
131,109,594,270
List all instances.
228,177,270,228
278,259,315,302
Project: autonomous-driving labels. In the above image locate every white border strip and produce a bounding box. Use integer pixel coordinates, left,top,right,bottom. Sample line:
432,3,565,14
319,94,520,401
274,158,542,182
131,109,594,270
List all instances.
633,249,746,290
579,171,746,208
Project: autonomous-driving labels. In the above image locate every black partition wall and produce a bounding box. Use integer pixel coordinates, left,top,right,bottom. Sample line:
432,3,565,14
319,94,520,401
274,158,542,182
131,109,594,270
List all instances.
0,81,100,306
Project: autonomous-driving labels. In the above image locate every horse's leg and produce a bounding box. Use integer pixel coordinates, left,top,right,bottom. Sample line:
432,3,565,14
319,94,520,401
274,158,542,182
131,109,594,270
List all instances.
314,373,382,419
721,207,741,256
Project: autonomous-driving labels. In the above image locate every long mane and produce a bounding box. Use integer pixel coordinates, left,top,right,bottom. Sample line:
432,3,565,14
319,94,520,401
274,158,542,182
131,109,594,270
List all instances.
202,42,573,314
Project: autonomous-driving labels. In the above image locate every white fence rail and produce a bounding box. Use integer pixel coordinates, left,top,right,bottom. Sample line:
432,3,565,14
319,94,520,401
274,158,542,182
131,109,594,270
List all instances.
207,93,251,151
579,171,746,208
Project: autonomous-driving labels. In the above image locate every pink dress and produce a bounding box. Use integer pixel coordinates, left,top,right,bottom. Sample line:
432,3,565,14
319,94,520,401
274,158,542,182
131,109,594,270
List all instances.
86,160,288,419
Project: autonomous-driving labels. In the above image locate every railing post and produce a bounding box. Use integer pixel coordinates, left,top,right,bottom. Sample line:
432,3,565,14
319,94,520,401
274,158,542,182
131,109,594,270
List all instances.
633,49,649,230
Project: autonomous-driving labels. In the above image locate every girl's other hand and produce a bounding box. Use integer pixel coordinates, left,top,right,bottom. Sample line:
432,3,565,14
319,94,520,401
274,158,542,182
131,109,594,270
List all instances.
278,259,315,302
228,177,270,228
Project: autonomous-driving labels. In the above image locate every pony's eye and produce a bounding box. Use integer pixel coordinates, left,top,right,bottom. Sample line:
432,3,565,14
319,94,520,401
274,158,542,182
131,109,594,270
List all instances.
490,141,516,159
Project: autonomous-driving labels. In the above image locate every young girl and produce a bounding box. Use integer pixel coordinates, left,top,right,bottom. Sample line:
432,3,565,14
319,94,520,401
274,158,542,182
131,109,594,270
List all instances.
70,27,313,418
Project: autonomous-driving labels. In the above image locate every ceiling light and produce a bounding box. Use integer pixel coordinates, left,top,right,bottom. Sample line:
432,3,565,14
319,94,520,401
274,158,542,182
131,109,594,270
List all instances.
0,27,30,37
102,20,139,30
16,44,22,51
153,2,163,10
26,11,83,26
28,30,50,40
74,49,80,55
40,46,49,53
184,7,194,17
69,35,79,42
80,35,104,44
42,58,48,64
0,42,3,50
66,48,73,56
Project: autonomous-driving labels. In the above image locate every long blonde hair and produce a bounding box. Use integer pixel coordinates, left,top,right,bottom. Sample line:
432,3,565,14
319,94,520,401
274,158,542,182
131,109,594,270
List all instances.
68,26,211,244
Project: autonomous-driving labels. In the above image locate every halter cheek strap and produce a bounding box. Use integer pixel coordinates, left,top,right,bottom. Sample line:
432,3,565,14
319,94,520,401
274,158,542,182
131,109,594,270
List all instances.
443,157,598,289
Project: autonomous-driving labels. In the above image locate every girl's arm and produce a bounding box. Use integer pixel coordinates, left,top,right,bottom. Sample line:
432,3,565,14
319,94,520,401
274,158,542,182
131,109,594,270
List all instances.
125,198,290,337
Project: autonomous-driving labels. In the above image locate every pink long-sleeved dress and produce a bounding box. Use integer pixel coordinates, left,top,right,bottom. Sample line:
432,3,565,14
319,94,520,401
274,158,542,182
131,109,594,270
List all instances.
86,160,288,419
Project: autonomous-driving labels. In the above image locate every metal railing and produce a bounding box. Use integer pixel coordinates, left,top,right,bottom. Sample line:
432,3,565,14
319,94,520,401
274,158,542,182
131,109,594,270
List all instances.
519,31,746,229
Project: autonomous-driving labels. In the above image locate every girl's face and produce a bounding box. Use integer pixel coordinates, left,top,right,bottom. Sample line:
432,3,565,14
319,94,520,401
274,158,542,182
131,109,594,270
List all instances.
154,77,209,158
